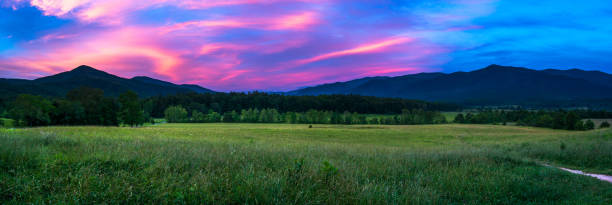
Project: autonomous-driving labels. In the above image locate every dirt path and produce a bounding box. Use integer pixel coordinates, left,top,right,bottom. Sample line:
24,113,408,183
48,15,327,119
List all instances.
544,164,612,183
557,167,612,183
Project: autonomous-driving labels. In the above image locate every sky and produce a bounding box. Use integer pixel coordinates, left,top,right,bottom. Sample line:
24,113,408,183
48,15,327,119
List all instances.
0,0,611,91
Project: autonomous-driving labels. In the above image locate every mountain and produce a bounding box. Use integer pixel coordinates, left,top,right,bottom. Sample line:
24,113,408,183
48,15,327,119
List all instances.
290,65,612,105
0,65,215,98
130,76,215,93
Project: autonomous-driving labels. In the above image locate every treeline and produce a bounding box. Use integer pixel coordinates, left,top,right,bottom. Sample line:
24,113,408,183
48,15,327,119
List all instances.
454,110,611,130
1,87,454,127
164,106,447,125
4,87,146,127
145,92,459,118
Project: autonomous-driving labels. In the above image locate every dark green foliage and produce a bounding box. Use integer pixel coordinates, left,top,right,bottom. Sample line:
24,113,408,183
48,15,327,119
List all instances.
67,87,119,126
574,121,585,131
8,94,53,126
0,118,14,127
164,106,188,123
119,91,145,127
455,109,612,131
222,112,234,122
601,121,611,128
6,87,121,127
454,113,465,123
142,99,154,123
191,110,206,123
584,120,595,130
146,92,459,118
50,99,86,125
320,161,338,180
161,107,447,125
206,111,222,122
564,111,581,130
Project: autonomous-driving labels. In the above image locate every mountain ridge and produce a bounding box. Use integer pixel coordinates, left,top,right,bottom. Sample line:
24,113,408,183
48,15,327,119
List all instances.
0,65,215,98
2,64,612,107
289,64,612,104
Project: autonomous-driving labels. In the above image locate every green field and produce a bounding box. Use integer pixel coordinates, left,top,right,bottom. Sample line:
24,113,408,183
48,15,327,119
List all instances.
2,123,611,204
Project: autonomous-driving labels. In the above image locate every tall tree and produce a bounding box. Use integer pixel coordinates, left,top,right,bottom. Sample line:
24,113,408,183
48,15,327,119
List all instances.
564,111,581,130
9,94,53,126
66,87,118,126
51,99,85,125
584,120,595,130
119,91,145,127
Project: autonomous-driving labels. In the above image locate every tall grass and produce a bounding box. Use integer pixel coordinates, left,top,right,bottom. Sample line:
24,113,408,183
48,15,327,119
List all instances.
1,124,611,204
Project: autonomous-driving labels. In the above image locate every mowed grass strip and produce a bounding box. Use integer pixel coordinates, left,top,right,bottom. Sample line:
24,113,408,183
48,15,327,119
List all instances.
1,124,611,204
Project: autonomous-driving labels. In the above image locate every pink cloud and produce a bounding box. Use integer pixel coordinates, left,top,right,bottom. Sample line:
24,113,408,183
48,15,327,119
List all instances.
1,0,482,91
294,37,414,65
4,26,183,80
160,11,320,34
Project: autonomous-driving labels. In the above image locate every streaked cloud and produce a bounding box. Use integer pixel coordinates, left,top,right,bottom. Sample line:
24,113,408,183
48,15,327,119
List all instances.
1,0,611,91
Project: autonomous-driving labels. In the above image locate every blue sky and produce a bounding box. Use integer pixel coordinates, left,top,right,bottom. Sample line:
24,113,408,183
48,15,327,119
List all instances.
0,0,610,91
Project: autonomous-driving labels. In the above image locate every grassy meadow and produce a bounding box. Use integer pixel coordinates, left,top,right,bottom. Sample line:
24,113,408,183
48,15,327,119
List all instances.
1,123,612,204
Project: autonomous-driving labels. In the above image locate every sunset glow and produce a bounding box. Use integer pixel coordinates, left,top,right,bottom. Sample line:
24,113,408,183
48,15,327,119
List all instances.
1,0,611,91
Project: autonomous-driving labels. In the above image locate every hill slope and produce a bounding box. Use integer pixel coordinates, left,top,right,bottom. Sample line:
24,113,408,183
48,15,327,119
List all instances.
0,65,214,98
290,65,612,104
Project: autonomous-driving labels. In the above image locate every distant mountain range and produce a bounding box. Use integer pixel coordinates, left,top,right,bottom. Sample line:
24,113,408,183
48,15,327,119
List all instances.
289,64,612,105
0,65,214,98
1,64,611,106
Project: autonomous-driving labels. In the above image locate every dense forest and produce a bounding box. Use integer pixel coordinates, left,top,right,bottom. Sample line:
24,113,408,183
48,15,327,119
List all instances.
144,92,459,118
1,87,611,131
0,87,455,127
1,87,142,127
163,106,447,125
455,110,612,130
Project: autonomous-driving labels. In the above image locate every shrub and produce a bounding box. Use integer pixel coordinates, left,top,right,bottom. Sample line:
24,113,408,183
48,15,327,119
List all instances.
320,160,338,177
600,121,610,128
584,120,595,130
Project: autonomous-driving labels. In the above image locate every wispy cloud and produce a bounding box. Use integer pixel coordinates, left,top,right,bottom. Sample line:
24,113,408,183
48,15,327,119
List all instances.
2,0,610,91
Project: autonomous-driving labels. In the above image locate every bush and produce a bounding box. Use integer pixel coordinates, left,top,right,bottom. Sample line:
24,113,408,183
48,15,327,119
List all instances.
600,121,610,128
584,120,595,130
574,121,585,131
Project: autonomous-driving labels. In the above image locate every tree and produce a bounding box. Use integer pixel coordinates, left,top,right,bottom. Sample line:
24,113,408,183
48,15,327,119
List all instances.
564,111,581,130
142,99,154,123
164,106,188,123
207,111,221,122
574,121,585,131
368,117,379,124
51,99,85,125
600,121,610,128
584,120,595,130
454,113,465,123
119,91,144,127
464,113,474,123
192,110,206,122
9,94,53,126
342,111,352,124
222,112,234,122
535,114,553,128
66,87,118,126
